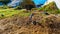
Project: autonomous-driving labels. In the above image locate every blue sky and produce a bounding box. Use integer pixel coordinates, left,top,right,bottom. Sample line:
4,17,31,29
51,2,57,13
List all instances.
32,0,47,5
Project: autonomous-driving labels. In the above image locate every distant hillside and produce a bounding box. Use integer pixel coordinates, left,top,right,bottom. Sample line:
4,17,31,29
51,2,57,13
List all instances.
39,2,60,14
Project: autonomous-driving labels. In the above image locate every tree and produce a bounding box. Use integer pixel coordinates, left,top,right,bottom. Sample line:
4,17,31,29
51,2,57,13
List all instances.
21,0,35,10
0,0,10,5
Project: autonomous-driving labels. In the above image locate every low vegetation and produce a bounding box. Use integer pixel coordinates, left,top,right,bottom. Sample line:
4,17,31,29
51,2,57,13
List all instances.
39,2,60,14
0,2,60,34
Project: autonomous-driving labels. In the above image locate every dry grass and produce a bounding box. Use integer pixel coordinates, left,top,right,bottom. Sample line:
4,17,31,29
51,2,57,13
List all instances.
0,11,60,34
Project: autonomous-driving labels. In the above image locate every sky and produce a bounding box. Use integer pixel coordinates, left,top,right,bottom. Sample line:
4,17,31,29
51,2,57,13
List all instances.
54,0,60,9
32,0,47,5
7,0,23,7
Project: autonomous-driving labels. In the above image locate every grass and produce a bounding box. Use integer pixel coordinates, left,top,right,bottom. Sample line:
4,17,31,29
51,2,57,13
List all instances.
0,9,31,19
0,2,60,19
